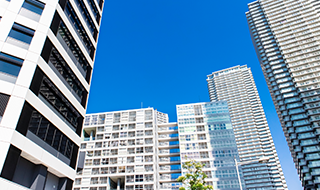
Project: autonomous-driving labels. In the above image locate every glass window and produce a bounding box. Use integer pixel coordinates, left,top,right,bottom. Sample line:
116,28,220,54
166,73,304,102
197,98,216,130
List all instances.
39,76,82,130
7,23,34,49
73,0,98,39
47,46,86,102
28,109,76,159
0,52,23,79
56,21,91,79
64,2,95,58
20,0,45,21
135,175,143,182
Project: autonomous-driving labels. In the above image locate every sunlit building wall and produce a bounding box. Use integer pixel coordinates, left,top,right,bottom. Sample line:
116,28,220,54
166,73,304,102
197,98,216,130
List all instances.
0,0,104,189
73,108,182,190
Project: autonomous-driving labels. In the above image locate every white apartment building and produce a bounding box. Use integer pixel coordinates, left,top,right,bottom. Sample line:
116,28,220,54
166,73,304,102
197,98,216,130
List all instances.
207,65,287,190
247,0,320,189
0,0,103,189
74,108,182,190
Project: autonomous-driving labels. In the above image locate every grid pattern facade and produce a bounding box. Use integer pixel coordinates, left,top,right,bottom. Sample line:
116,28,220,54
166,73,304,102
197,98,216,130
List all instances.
0,0,103,189
246,0,320,188
74,108,182,190
176,102,245,190
207,66,287,190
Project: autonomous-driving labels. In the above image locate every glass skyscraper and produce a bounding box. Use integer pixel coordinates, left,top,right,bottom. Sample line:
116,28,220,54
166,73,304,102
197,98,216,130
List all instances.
0,0,103,189
246,0,320,188
177,101,245,190
207,65,287,190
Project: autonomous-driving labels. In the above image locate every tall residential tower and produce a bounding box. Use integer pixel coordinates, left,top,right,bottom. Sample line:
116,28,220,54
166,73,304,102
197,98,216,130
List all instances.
247,0,320,188
0,0,103,189
207,65,287,190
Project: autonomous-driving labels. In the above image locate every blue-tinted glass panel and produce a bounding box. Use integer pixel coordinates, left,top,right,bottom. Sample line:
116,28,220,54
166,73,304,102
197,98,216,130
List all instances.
8,23,34,44
0,52,23,77
22,0,44,15
0,60,21,76
9,29,32,44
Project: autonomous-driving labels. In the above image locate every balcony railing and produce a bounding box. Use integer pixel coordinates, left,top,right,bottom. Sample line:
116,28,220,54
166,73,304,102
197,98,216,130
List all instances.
158,126,178,131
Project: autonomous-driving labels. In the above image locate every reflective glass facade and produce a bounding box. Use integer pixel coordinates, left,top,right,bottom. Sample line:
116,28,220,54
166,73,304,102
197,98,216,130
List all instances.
177,102,245,190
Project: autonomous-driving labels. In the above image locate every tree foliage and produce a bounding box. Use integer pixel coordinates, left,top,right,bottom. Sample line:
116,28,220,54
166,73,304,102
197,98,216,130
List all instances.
177,159,214,190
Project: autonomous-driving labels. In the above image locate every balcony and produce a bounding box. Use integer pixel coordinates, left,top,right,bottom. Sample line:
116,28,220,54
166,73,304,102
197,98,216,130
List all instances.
159,174,181,182
159,141,179,147
158,126,178,132
159,149,180,155
159,157,181,163
158,134,179,139
160,165,181,172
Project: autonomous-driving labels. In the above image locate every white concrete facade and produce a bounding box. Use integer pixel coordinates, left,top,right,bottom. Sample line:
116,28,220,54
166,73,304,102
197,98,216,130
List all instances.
207,65,288,190
74,108,182,190
0,0,103,189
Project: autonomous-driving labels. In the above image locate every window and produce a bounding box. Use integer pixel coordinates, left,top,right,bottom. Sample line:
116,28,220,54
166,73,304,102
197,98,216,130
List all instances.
0,52,23,82
73,0,98,39
80,143,86,149
64,2,95,58
87,0,100,23
135,175,143,182
55,21,91,79
27,109,76,159
46,46,86,102
20,0,45,21
129,123,135,129
136,147,143,154
75,178,81,185
100,177,108,184
7,23,34,49
137,130,143,136
126,175,134,183
38,76,82,130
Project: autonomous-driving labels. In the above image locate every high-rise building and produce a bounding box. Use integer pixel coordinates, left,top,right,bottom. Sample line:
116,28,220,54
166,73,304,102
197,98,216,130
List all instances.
0,0,104,189
74,102,244,190
74,108,182,190
176,101,245,190
246,1,320,188
207,65,287,190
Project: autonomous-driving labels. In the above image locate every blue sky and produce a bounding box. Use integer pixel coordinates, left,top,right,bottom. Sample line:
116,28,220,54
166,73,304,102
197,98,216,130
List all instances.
87,0,302,189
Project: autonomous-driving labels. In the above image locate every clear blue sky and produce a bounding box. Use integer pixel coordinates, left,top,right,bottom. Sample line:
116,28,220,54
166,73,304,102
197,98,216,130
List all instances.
87,0,302,189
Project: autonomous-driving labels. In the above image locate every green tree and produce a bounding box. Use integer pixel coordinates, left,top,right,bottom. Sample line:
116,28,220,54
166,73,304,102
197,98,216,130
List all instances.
177,159,214,190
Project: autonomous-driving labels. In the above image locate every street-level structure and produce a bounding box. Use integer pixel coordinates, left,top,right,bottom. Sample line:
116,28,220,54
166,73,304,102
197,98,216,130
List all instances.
0,0,104,189
207,65,287,190
246,0,320,188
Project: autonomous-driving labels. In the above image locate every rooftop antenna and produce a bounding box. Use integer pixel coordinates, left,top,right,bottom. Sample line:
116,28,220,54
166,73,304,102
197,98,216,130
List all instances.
141,102,143,108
